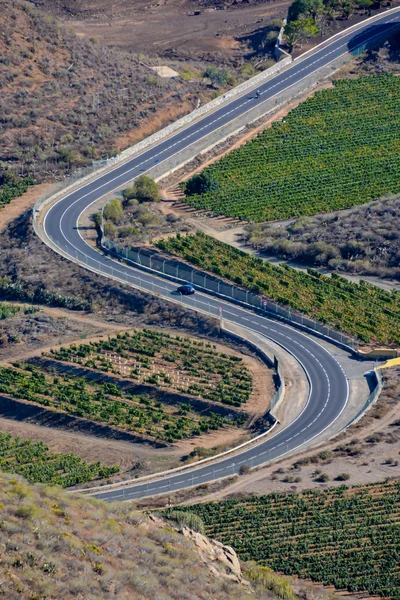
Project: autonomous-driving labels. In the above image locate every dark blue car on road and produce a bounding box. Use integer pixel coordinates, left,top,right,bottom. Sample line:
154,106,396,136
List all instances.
177,284,195,295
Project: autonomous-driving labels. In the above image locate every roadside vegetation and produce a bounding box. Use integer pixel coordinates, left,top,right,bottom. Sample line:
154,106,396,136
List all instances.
156,231,400,345
0,173,35,209
246,195,400,281
101,177,191,243
47,329,253,407
176,479,400,599
0,431,118,487
284,0,395,52
181,74,400,222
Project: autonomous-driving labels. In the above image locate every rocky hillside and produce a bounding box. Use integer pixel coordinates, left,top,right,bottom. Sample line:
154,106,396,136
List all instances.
0,0,201,203
0,473,293,599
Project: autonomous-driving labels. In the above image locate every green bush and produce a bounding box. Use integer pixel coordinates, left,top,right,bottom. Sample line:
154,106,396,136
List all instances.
133,175,160,203
103,198,123,223
104,222,116,238
163,510,205,534
244,564,295,600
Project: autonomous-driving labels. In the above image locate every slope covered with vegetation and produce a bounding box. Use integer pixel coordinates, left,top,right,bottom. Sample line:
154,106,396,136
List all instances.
0,473,294,600
246,195,400,281
182,74,400,222
0,0,197,205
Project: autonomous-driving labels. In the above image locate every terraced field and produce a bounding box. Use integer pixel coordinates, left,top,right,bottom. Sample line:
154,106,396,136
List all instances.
0,361,245,444
0,330,255,443
182,75,400,222
47,329,253,407
173,480,400,599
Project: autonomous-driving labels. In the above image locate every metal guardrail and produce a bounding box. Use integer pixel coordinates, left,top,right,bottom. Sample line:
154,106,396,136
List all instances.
102,238,358,351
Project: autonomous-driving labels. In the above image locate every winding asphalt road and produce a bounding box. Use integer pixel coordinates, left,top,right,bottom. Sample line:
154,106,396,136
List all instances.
40,9,400,501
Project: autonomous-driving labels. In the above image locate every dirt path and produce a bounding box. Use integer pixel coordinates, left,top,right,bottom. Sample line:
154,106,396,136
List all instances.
0,183,52,231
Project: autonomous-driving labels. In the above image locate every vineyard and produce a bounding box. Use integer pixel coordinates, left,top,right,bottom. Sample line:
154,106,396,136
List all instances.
157,232,400,345
182,75,400,222
47,329,253,407
0,175,35,208
173,480,400,599
0,359,246,443
0,430,118,487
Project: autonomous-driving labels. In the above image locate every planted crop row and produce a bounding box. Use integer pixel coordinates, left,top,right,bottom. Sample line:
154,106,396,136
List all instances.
0,362,242,443
157,232,400,345
182,75,400,222
0,430,119,487
47,329,252,407
0,176,35,207
173,480,400,599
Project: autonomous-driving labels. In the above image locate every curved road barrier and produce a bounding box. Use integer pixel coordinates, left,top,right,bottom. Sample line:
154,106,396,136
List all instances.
34,10,400,500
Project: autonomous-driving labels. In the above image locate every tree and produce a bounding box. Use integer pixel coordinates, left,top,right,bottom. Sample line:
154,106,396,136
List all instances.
133,175,160,203
185,171,219,195
357,0,373,12
289,0,325,20
103,198,123,223
284,18,319,52
340,0,356,18
91,212,102,228
122,187,136,204
203,66,230,87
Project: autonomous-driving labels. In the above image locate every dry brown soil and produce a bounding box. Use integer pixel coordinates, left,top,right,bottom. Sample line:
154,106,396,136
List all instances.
31,0,290,63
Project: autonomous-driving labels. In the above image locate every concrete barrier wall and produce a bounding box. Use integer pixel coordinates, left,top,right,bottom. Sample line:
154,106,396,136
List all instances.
348,369,382,426
358,348,399,359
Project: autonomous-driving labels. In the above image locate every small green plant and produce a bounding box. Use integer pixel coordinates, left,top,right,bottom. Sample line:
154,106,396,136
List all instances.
335,473,350,481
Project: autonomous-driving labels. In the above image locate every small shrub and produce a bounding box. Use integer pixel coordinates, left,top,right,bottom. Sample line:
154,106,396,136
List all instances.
103,198,123,223
163,510,205,534
239,464,251,476
335,473,350,481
